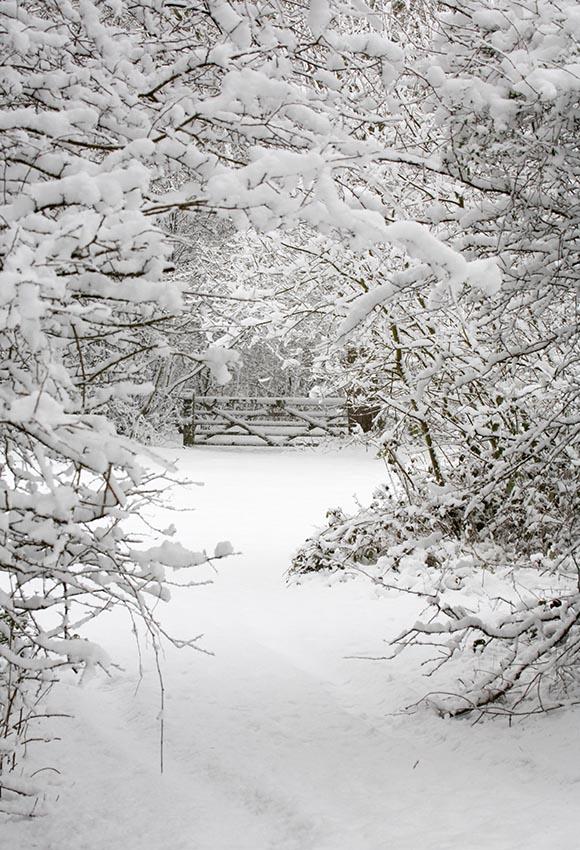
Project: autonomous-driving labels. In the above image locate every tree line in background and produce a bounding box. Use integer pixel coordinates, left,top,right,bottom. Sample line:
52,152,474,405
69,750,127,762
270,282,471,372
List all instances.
0,0,578,810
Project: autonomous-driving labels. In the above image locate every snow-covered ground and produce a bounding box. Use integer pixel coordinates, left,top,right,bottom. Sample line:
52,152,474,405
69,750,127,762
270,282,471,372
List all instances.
5,446,579,849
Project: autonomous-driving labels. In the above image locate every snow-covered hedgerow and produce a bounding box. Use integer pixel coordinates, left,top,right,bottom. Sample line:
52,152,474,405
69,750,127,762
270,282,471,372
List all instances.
292,0,580,717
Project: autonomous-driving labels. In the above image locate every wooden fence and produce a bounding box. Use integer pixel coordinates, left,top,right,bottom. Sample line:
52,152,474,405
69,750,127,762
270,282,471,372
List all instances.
182,396,349,446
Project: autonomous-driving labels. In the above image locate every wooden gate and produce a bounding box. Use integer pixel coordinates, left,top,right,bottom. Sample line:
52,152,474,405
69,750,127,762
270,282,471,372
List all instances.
182,396,348,446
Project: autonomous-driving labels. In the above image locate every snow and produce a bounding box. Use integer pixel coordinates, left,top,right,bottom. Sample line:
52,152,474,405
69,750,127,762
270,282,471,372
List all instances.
308,0,332,37
214,540,234,558
3,446,579,848
203,345,242,385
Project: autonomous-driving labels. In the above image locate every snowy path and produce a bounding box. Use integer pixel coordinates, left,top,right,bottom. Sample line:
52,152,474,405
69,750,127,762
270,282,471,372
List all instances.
5,447,579,849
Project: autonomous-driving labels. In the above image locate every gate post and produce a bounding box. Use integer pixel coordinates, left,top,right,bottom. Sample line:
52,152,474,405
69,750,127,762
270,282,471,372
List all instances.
182,394,195,446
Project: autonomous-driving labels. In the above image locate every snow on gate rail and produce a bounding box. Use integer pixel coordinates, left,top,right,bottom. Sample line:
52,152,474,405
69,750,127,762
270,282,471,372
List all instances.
181,396,349,446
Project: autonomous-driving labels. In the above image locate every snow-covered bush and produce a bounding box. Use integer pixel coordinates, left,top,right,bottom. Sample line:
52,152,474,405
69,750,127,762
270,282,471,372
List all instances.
292,478,580,716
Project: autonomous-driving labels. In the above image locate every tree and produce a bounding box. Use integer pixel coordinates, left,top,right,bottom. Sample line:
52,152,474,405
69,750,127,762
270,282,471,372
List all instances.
292,0,580,717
